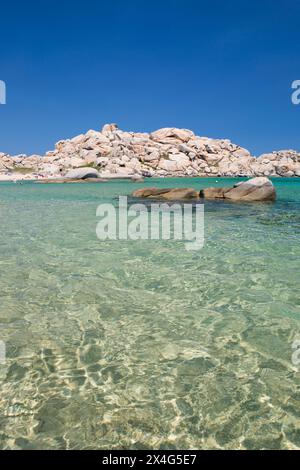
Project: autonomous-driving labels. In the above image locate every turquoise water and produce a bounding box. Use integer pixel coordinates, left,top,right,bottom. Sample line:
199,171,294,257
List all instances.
0,177,300,450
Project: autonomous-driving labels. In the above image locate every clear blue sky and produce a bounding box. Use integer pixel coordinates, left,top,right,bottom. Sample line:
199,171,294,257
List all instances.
0,0,299,156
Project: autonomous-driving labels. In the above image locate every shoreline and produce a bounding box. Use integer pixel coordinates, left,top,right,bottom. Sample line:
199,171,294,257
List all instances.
1,174,299,184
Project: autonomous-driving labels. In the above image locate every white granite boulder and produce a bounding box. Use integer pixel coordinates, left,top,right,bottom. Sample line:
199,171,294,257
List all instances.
65,167,100,179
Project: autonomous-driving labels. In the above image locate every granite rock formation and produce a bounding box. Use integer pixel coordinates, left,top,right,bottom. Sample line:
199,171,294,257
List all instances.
1,124,299,180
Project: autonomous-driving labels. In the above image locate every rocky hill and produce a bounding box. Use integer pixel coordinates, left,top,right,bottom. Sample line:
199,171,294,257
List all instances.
1,123,300,180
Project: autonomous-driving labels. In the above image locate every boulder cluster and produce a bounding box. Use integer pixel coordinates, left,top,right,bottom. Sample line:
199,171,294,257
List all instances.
1,123,300,180
132,177,276,202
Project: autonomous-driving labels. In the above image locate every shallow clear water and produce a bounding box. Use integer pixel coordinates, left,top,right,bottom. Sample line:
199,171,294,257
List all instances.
0,177,300,450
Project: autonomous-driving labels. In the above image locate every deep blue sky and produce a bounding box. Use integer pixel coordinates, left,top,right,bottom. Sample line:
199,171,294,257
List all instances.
0,0,300,156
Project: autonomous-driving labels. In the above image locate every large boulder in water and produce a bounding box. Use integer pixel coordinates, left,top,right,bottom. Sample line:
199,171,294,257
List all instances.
132,187,199,200
200,177,276,201
224,177,276,201
65,167,100,180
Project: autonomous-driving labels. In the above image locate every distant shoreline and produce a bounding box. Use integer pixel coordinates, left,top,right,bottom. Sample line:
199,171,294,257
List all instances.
1,175,299,185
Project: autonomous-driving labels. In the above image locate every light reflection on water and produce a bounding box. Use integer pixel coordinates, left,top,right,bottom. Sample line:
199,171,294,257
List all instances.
0,178,300,449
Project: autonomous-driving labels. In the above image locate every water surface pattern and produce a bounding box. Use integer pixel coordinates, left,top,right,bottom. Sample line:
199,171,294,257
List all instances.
0,177,300,449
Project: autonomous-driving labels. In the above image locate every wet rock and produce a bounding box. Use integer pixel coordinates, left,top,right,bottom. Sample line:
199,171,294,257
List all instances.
132,187,199,200
200,177,276,202
200,187,227,199
224,177,276,201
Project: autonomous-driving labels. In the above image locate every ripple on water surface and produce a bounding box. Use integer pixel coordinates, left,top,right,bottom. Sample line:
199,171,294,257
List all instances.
0,178,300,449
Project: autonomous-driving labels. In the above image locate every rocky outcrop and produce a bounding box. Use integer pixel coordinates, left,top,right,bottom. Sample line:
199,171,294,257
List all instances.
200,177,276,201
1,124,300,180
133,178,276,202
132,187,200,200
